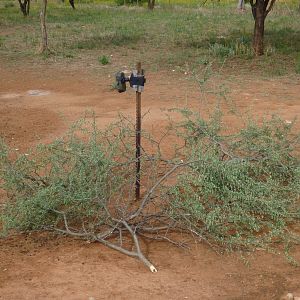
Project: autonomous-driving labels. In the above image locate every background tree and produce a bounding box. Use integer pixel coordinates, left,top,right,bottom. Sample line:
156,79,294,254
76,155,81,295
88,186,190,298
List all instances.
61,0,75,9
237,0,245,11
39,0,48,53
250,0,276,55
36,0,75,53
148,0,155,10
17,0,30,16
69,0,75,9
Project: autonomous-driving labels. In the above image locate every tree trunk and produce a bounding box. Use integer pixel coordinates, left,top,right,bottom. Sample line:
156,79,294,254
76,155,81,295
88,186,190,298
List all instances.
18,0,30,16
252,0,265,56
39,0,49,53
26,0,30,15
148,0,155,10
237,0,245,10
69,0,75,9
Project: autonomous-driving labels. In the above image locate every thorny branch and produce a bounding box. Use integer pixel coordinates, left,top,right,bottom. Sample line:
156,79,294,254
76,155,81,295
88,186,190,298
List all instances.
6,113,297,273
49,130,276,272
48,159,197,272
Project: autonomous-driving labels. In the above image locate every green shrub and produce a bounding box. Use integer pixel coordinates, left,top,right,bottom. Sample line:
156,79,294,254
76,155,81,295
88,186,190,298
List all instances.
98,55,110,65
0,117,134,232
1,111,300,261
168,111,300,250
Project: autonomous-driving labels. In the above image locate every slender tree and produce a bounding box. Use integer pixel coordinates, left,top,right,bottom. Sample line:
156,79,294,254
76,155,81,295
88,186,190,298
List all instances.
148,0,155,10
61,0,75,9
17,0,30,16
69,0,75,9
39,0,49,53
237,0,245,11
38,0,75,53
250,0,277,55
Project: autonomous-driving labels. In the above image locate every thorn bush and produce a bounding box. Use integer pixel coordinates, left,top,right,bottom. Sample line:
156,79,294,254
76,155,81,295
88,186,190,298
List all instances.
168,111,300,251
0,111,299,267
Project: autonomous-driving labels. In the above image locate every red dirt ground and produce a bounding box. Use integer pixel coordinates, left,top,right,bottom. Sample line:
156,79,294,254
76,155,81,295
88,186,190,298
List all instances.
0,63,300,300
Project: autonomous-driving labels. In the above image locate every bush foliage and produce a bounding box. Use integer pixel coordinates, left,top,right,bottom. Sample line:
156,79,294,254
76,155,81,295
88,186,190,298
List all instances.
168,111,300,250
0,112,299,260
0,117,135,233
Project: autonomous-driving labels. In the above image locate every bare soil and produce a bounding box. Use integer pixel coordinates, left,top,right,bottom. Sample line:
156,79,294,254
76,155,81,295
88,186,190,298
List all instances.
0,63,300,300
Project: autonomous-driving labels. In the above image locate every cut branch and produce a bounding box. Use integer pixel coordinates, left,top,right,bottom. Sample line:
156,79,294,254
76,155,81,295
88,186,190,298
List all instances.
129,163,184,221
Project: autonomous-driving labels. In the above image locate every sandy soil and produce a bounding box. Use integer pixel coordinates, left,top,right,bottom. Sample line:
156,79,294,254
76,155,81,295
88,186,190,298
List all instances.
0,63,300,300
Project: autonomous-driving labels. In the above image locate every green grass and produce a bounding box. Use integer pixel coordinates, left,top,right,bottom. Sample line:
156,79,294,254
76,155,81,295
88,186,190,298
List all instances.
296,53,300,74
0,1,299,75
98,54,110,64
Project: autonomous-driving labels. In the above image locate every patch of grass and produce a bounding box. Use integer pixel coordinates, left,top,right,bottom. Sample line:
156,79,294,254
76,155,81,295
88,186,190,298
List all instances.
98,54,110,64
74,29,142,49
0,2,299,75
0,36,5,48
266,27,300,55
4,2,15,8
197,56,210,65
203,34,253,59
296,53,300,74
209,43,234,58
115,0,147,5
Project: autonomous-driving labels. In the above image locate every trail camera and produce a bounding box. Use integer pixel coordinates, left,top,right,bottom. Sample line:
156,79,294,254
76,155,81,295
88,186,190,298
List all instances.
115,69,146,93
130,69,145,93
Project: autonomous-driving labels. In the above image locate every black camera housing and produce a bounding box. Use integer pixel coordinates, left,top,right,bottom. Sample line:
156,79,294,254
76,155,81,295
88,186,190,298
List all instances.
129,72,146,88
115,70,146,93
115,72,128,93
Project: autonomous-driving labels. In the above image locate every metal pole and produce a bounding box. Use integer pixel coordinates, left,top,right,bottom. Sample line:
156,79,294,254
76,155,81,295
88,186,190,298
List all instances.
135,62,142,201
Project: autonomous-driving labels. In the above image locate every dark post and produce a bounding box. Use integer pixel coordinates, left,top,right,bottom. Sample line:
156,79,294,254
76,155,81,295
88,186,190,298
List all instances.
135,62,142,201
115,62,145,200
